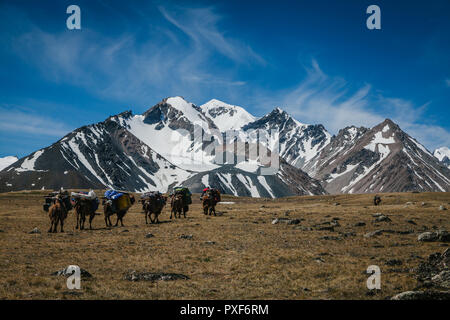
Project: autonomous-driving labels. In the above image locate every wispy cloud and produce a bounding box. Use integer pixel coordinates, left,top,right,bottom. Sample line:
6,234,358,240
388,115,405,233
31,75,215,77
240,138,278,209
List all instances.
158,5,265,66
2,3,449,154
8,4,259,106
265,59,450,151
0,105,72,137
446,78,450,87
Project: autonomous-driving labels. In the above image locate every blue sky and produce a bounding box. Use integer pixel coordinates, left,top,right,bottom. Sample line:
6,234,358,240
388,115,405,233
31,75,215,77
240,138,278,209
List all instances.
1,0,449,158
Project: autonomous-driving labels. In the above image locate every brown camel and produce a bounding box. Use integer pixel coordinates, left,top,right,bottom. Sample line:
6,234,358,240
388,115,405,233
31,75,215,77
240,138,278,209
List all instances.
374,195,382,206
170,193,187,219
48,195,68,233
74,199,96,230
142,195,167,224
201,194,217,216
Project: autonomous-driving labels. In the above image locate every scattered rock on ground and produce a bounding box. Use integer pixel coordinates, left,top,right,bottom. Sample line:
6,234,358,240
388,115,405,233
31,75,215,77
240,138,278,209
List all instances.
317,226,334,231
29,227,40,234
418,232,438,242
294,226,312,231
372,213,383,217
374,215,391,222
396,230,415,235
124,271,189,282
364,230,383,238
386,259,403,266
418,230,450,242
391,290,450,300
354,222,366,227
439,205,447,211
52,267,92,278
340,232,356,238
391,248,450,300
145,233,154,238
272,218,300,225
320,236,342,241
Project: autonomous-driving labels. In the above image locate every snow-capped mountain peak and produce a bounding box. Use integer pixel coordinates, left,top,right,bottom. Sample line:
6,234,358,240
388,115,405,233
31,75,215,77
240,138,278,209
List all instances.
2,97,449,196
200,99,256,131
434,146,450,169
434,146,450,162
307,118,450,194
243,107,331,171
115,97,219,172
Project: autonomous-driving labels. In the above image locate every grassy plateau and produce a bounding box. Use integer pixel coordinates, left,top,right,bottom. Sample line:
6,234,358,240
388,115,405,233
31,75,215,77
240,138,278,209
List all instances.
0,190,449,299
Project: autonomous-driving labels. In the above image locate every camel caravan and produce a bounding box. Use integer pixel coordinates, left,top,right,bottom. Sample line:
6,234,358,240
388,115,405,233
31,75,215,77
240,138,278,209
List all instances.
41,185,222,232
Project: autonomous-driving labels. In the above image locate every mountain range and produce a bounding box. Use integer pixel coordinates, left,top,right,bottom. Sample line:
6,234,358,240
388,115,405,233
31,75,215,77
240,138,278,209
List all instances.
1,96,449,197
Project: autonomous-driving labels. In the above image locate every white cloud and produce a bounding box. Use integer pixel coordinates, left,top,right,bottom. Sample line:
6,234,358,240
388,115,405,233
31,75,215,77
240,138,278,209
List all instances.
9,5,258,106
158,5,265,66
264,59,450,151
0,106,72,137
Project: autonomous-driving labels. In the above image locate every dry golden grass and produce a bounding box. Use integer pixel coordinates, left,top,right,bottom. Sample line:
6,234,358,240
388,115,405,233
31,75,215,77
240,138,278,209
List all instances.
0,190,449,300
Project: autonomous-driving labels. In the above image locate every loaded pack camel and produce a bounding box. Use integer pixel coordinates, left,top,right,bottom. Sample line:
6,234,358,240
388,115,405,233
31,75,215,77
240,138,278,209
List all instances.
201,188,221,216
102,194,135,227
170,193,188,219
48,194,68,233
374,195,382,206
142,194,167,224
201,193,217,216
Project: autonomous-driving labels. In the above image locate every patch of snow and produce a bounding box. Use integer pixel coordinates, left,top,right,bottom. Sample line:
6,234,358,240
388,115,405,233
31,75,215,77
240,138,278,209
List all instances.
0,156,18,171
201,174,209,187
256,175,275,198
15,150,46,172
328,164,359,181
235,160,260,173
364,132,395,152
123,114,218,172
236,174,260,197
67,138,108,187
409,137,433,157
217,173,238,195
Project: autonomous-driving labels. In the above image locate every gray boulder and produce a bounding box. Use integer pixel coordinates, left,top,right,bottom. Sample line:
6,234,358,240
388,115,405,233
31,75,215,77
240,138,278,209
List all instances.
375,215,391,223
29,227,40,234
364,230,383,238
418,230,450,242
272,218,300,225
52,267,92,278
391,290,450,300
124,271,189,282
